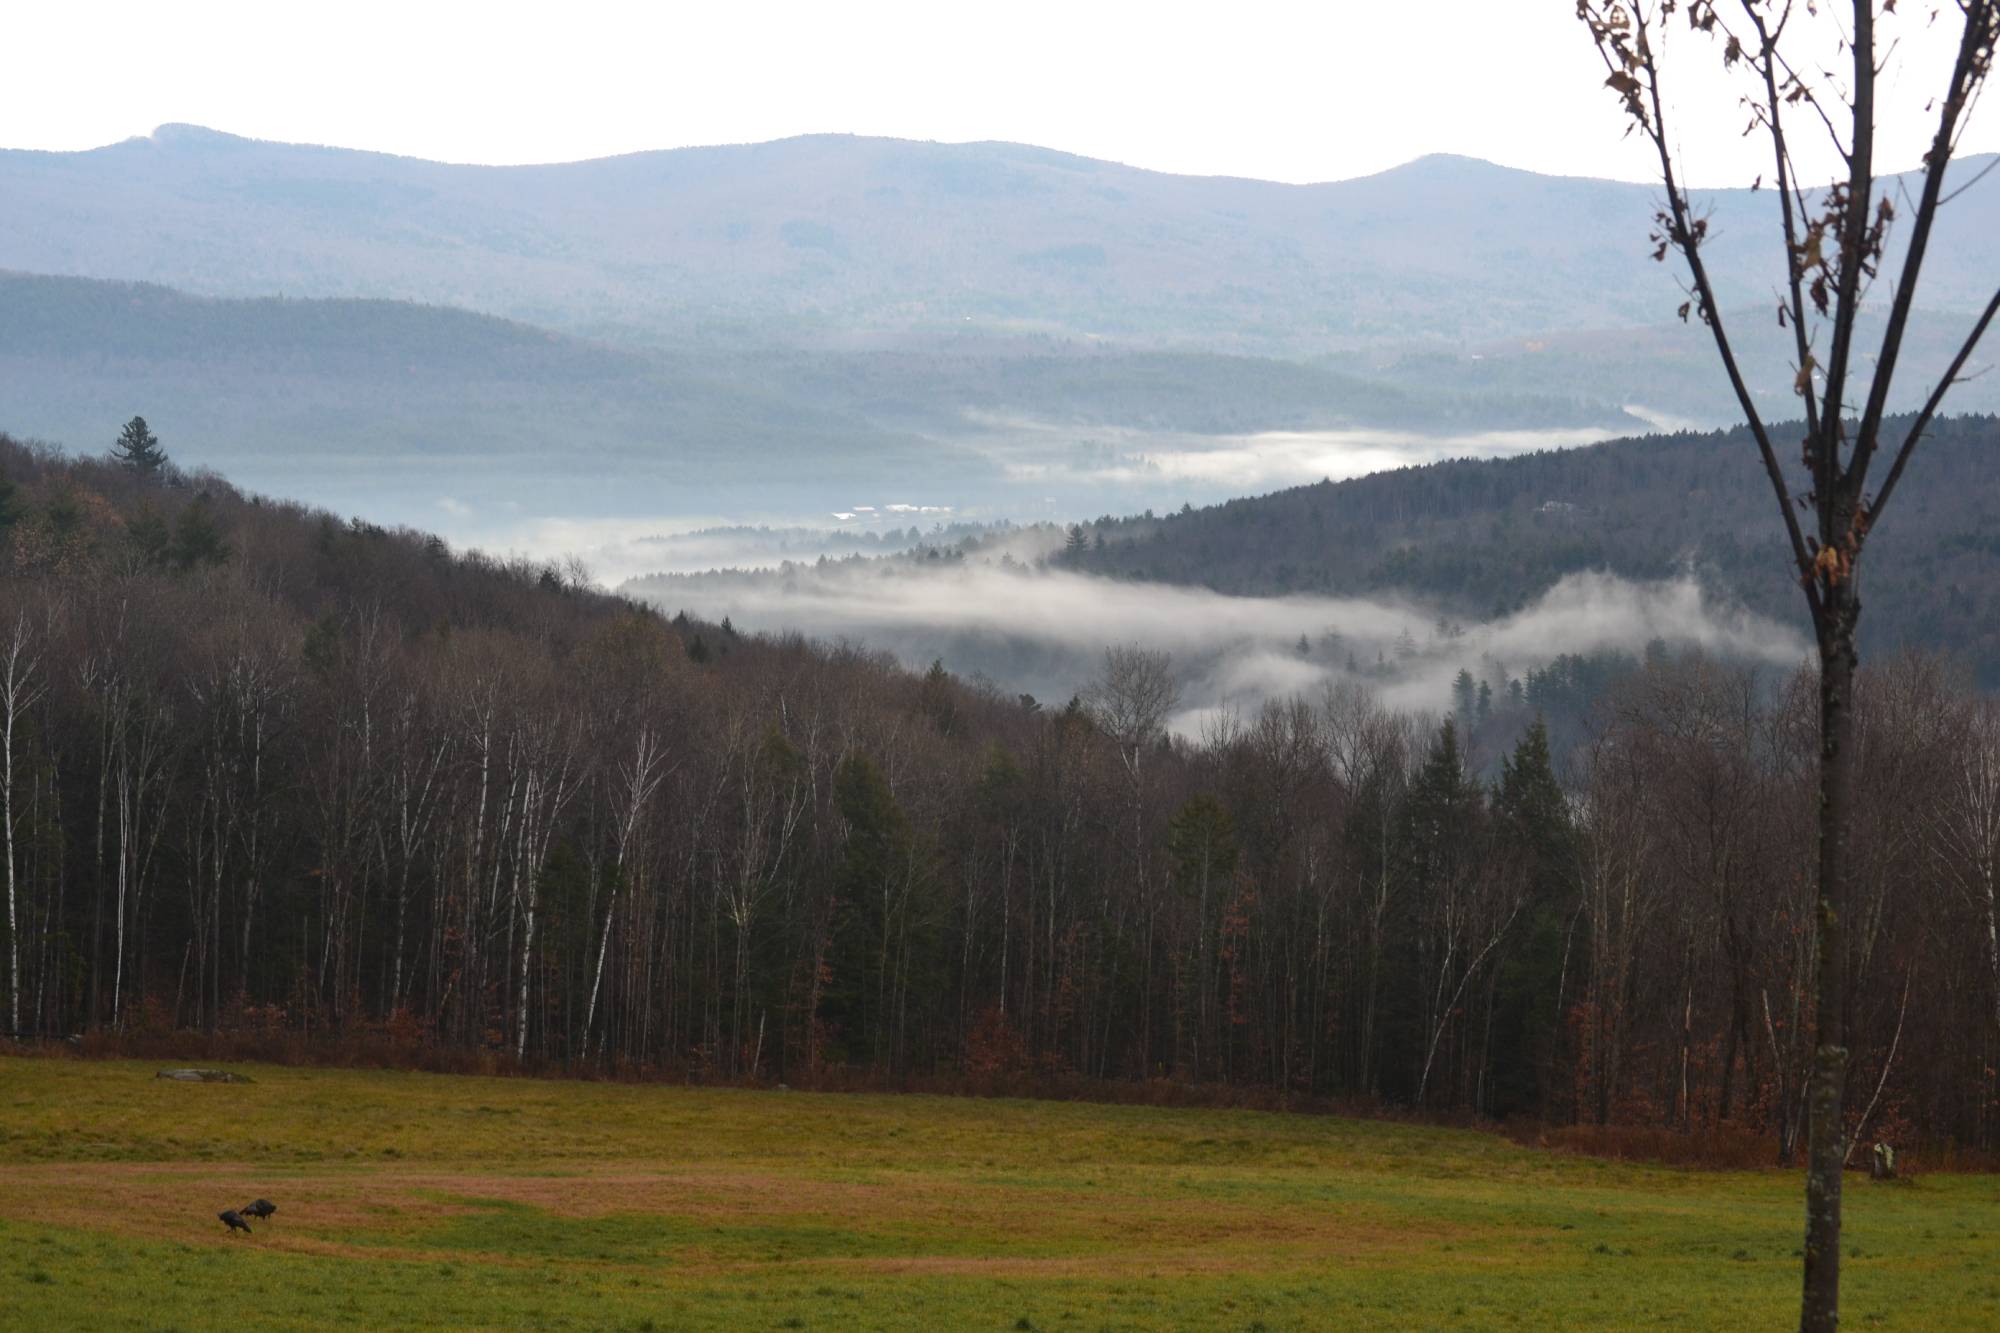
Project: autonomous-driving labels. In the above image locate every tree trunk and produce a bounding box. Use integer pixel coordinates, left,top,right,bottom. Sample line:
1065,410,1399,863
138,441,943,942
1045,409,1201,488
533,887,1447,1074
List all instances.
3,668,20,1035
1801,607,1856,1333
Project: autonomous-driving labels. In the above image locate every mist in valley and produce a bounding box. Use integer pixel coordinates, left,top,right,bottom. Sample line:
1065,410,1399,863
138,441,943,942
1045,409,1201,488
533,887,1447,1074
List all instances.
408,418,1653,587
626,550,1810,736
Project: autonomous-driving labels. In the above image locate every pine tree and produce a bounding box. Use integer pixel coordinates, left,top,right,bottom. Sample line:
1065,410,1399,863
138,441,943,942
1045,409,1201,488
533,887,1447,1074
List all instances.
1379,720,1482,1100
1488,718,1575,1117
1451,669,1477,724
824,753,916,1065
168,494,230,570
112,417,169,478
921,659,958,736
1493,719,1568,861
125,503,171,568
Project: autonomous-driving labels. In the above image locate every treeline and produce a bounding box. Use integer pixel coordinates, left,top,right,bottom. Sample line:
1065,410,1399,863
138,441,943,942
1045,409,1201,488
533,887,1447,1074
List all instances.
2,432,1997,1154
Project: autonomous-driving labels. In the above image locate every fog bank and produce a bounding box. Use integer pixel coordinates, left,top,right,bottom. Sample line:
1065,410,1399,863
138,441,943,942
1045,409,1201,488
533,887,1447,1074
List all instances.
627,557,1809,730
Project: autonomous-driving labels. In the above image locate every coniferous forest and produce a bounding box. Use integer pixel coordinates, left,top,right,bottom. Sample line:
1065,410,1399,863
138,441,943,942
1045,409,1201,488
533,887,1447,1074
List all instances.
3,431,1998,1156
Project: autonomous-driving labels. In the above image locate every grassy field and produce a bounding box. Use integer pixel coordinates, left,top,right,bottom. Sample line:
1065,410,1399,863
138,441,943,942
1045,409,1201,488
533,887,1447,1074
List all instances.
1,1059,1996,1330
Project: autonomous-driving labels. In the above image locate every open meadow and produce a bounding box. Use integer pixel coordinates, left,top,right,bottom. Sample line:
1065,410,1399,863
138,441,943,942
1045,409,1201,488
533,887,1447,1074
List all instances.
1,1058,1997,1330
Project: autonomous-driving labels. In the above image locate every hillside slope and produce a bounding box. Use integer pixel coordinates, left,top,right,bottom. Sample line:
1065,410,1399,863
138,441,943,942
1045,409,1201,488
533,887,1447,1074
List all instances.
0,271,1646,524
1060,415,2000,683
0,271,972,518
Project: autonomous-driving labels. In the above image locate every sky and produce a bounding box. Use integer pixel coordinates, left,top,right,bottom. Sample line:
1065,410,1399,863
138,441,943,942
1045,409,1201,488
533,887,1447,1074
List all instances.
4,1,1992,186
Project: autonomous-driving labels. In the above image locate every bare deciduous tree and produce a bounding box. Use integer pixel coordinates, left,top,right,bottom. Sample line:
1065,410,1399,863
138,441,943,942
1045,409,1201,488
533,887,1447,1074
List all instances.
1,606,47,1034
1575,3,2000,1325
1931,696,2000,1035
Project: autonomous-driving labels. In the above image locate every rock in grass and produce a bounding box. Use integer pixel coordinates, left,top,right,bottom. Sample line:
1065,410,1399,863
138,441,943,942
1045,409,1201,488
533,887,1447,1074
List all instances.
155,1068,254,1084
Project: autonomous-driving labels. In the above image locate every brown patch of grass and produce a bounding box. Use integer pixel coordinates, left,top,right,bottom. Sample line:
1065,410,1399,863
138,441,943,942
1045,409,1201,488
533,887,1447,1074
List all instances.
1506,1119,1778,1170
0,1157,1464,1278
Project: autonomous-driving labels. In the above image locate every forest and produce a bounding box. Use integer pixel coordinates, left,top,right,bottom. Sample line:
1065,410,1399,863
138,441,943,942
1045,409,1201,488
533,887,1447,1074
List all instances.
2,430,1998,1158
1061,414,2000,685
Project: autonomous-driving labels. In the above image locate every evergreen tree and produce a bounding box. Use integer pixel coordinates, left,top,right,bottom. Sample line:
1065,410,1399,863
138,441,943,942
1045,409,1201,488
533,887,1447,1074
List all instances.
168,494,230,570
112,416,169,478
824,753,917,1066
1167,793,1238,902
921,658,958,736
125,503,171,568
1167,791,1239,1076
1381,720,1481,1100
1493,719,1569,861
44,490,84,545
1487,718,1575,1117
975,744,1025,824
1451,669,1477,723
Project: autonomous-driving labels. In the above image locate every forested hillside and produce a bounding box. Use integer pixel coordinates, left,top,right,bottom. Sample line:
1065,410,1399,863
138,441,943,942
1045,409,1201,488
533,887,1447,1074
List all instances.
0,272,947,518
0,272,1633,524
3,432,1998,1152
1062,415,2000,684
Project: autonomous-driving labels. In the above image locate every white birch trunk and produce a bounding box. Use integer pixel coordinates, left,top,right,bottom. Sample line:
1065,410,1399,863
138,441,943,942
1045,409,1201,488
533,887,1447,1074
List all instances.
2,612,46,1035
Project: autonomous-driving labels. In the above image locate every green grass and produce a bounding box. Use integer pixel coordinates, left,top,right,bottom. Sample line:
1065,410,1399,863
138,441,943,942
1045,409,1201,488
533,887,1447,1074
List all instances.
1,1059,1996,1329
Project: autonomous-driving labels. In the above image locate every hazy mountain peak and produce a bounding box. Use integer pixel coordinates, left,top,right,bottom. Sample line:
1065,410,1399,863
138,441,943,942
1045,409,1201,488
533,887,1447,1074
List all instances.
1376,151,1524,176
140,123,256,149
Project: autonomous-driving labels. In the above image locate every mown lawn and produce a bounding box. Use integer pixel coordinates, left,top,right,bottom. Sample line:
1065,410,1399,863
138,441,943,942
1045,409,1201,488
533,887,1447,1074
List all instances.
1,1059,1996,1330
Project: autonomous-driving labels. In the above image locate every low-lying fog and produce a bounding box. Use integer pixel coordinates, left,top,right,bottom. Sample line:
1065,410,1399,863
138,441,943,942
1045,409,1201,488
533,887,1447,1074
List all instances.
625,555,1809,734
422,420,1642,585
970,415,1627,495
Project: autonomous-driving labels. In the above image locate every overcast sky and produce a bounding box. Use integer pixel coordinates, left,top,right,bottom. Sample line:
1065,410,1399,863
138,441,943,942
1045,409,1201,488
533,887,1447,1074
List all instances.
4,2,1992,185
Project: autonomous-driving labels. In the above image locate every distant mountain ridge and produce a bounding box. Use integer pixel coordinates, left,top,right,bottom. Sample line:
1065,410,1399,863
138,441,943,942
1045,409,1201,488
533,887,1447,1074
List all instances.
4,125,1994,356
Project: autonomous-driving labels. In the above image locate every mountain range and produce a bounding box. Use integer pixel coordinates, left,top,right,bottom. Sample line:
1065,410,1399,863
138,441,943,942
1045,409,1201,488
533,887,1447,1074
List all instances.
5,126,1995,357
3,127,1996,526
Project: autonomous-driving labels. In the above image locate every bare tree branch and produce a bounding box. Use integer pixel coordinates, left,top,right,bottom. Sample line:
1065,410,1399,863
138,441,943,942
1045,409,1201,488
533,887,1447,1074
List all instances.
1872,282,2000,516
1936,151,1999,206
1809,2,1875,498
1744,0,1824,443
1849,4,2000,508
1583,2,1820,603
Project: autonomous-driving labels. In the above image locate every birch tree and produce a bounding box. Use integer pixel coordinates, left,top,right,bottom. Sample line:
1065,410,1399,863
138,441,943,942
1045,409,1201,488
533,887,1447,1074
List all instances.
1933,697,2000,1036
1,608,47,1034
